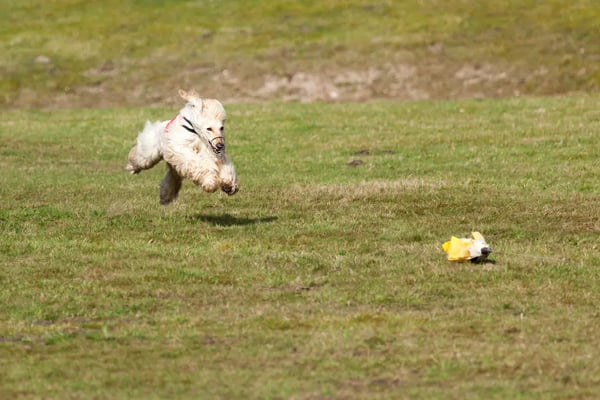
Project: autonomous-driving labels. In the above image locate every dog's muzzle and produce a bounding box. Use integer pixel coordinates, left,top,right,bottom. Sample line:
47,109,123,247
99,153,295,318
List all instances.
209,137,225,154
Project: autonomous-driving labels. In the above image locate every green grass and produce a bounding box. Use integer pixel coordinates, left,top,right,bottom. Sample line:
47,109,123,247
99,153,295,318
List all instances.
1,0,599,107
2,96,600,398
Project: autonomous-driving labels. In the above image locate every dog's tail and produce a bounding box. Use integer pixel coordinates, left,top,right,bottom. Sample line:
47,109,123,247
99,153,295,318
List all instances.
126,120,165,173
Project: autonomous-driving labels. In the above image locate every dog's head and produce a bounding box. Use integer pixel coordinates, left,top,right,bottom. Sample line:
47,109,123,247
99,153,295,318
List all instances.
178,89,227,155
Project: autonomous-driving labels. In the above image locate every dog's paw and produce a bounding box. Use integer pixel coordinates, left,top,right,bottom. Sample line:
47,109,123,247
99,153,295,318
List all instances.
160,194,177,205
160,195,174,205
125,163,141,174
221,182,239,196
200,179,219,193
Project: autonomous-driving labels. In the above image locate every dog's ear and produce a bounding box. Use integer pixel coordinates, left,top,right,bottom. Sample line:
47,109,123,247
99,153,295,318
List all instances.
178,89,190,101
178,89,200,102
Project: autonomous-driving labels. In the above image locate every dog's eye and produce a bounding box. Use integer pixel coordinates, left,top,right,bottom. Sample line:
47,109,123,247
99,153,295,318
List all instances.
220,126,224,132
207,127,213,132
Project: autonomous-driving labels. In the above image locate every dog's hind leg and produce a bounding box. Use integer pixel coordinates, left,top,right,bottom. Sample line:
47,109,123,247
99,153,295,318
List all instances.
126,121,165,174
159,163,183,205
126,146,159,174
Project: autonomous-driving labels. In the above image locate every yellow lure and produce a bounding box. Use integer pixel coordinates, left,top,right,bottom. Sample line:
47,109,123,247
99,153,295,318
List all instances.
442,232,492,262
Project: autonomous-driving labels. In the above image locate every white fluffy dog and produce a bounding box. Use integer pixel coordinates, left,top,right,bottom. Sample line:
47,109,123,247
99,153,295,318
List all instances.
126,89,239,204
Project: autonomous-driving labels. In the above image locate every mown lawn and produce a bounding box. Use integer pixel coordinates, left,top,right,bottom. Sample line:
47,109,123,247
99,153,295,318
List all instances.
1,96,600,398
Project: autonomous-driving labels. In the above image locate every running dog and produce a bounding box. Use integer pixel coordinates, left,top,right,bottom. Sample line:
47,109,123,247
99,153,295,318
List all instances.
126,89,239,204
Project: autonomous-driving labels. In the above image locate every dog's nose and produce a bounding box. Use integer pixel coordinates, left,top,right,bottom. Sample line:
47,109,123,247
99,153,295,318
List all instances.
215,142,225,151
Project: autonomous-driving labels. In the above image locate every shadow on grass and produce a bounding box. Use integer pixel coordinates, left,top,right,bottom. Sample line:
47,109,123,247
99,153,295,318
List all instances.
190,213,278,227
471,258,496,265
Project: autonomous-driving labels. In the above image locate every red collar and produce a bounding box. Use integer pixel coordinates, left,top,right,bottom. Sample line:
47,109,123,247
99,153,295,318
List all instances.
164,114,178,133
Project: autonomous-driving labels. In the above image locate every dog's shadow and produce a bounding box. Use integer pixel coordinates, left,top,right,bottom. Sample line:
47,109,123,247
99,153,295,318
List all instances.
190,213,277,227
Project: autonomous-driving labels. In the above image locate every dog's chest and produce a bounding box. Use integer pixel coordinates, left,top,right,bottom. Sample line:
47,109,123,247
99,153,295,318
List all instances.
188,135,205,153
192,140,202,154
191,139,222,164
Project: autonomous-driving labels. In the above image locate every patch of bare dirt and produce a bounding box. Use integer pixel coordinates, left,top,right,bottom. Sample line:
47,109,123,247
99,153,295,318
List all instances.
249,63,427,102
7,60,536,109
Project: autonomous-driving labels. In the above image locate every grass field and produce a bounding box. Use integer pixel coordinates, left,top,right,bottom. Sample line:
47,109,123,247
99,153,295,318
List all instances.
2,0,600,398
2,96,600,398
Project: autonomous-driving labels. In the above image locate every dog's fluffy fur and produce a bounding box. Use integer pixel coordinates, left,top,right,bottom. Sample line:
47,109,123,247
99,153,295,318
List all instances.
126,89,239,204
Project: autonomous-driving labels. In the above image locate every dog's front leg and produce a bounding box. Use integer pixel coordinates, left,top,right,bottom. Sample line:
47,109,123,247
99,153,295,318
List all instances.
163,148,220,193
159,163,183,205
219,154,239,195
